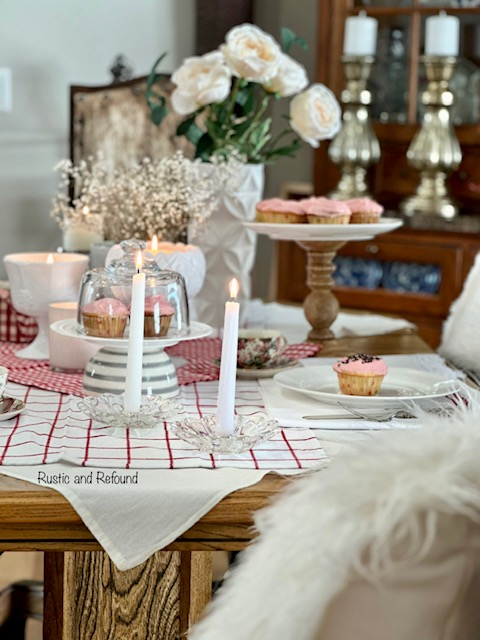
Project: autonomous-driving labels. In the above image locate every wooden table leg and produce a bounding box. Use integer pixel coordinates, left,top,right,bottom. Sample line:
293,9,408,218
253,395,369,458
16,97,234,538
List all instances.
44,550,213,640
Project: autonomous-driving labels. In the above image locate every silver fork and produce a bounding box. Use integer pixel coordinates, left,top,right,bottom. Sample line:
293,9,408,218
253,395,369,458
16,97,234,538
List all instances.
337,404,414,422
337,403,454,422
302,404,414,422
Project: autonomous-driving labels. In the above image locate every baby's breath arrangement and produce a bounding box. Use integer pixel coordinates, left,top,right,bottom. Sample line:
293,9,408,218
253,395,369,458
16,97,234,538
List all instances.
52,152,239,243
51,157,108,235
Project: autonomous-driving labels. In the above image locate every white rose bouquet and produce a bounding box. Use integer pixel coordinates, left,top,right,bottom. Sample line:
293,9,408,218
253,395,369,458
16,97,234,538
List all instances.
146,24,341,163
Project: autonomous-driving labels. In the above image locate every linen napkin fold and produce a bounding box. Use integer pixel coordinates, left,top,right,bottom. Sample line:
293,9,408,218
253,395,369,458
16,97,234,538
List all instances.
0,464,286,570
245,300,415,344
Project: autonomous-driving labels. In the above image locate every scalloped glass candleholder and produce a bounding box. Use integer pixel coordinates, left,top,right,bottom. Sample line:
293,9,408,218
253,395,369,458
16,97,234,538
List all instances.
171,414,279,454
78,393,182,429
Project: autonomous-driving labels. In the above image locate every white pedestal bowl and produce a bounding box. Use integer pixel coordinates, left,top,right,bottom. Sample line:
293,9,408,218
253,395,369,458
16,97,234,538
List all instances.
4,252,89,360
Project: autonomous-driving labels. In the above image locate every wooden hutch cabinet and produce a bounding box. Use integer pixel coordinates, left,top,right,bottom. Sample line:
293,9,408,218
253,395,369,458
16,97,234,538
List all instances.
276,0,480,348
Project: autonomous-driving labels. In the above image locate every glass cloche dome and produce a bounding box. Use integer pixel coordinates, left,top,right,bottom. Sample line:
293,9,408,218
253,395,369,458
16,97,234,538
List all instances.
77,239,189,339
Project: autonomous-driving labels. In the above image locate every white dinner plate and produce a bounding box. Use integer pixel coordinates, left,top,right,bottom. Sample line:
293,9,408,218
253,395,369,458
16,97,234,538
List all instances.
244,217,403,242
51,319,213,349
274,366,461,409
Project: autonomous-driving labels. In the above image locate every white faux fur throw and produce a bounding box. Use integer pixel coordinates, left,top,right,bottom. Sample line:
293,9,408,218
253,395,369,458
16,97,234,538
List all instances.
189,395,480,640
438,251,480,374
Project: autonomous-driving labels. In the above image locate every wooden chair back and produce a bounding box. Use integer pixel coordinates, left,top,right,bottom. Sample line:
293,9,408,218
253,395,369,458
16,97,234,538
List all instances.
70,75,194,168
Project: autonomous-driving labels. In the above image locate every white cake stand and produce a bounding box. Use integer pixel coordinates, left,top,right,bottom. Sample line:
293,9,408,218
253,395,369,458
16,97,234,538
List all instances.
51,319,212,397
245,218,403,342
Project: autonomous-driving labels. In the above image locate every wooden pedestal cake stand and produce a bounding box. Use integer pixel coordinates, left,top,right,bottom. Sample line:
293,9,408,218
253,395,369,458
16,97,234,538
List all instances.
245,218,403,343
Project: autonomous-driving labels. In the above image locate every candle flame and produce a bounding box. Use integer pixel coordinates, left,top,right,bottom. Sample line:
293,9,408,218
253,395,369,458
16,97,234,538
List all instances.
151,234,158,253
229,278,239,299
46,253,54,264
135,251,143,272
82,205,90,215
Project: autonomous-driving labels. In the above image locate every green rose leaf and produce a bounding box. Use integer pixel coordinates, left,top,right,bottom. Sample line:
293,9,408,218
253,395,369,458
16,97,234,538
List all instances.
150,100,168,126
281,28,307,54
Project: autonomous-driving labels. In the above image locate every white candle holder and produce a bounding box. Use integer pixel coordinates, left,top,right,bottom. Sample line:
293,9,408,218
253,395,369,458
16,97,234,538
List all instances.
4,253,88,360
78,393,182,430
171,414,279,454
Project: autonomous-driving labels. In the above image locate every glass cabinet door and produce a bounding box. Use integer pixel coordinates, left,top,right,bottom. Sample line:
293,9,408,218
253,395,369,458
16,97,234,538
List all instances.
352,0,480,126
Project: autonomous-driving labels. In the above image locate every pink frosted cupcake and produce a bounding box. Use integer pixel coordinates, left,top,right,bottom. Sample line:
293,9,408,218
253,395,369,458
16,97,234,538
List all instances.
343,198,384,224
333,354,388,396
301,197,351,224
81,298,129,338
256,198,307,223
143,294,175,337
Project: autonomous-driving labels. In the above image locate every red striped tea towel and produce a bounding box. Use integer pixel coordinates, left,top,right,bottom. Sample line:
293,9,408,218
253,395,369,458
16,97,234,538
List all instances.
0,381,327,470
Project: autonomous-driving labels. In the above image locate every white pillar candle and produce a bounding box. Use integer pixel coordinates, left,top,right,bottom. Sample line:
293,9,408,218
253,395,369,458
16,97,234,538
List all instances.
343,11,378,57
124,251,145,413
425,11,459,57
216,278,240,436
63,227,103,252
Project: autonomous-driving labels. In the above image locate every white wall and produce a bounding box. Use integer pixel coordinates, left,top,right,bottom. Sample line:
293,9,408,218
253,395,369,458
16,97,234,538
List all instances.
0,0,194,277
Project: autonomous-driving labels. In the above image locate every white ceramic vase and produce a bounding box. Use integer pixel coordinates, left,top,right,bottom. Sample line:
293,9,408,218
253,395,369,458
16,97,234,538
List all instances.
192,163,264,327
106,242,206,300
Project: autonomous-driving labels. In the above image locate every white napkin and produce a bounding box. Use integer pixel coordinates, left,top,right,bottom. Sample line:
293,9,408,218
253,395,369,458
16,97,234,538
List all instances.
0,464,270,570
259,354,464,431
245,300,415,344
439,252,480,376
332,313,415,338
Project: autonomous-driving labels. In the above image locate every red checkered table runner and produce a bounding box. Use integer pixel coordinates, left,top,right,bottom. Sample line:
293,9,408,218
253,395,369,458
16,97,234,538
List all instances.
0,338,320,396
0,381,327,470
0,289,38,343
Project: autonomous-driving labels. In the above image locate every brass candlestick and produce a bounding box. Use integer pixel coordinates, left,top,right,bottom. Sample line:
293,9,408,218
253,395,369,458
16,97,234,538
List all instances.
328,55,380,199
401,56,462,219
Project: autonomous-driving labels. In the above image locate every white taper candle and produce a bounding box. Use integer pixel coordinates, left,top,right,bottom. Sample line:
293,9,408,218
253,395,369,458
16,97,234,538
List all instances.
216,278,240,436
124,251,145,413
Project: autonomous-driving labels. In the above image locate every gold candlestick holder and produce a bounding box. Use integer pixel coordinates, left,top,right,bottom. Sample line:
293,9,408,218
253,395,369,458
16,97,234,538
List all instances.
328,55,380,199
401,56,462,220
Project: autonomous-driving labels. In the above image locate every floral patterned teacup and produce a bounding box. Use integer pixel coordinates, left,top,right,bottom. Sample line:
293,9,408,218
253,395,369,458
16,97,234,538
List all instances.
237,330,288,369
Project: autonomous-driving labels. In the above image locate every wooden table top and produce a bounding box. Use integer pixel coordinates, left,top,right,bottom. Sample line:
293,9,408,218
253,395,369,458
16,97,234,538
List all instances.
0,330,432,552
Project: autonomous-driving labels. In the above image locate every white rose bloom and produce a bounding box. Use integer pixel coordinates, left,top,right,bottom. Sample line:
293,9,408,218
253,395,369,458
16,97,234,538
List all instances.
264,53,308,97
171,50,232,115
289,84,342,148
223,24,282,83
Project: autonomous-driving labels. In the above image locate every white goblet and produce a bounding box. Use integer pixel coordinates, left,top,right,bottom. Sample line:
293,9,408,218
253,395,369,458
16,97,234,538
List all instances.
4,252,89,360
